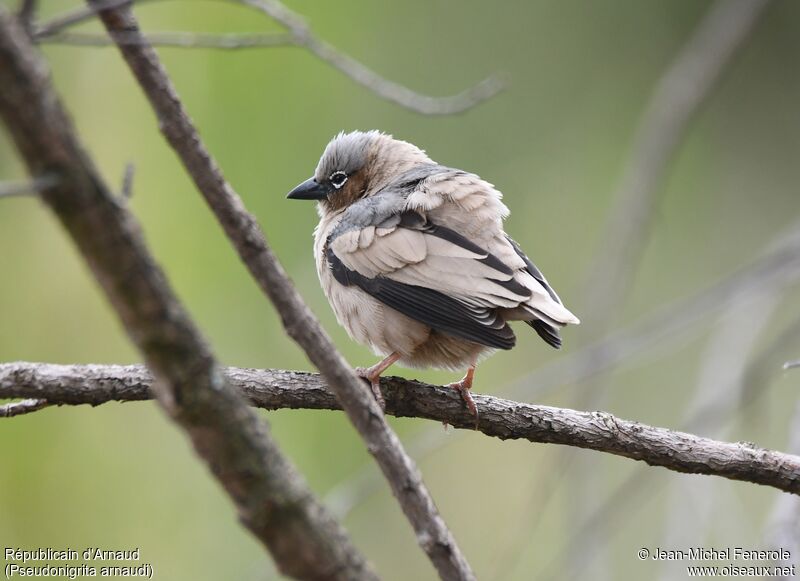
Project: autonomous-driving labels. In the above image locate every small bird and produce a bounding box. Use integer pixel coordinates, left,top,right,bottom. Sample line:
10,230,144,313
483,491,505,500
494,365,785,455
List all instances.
287,131,579,424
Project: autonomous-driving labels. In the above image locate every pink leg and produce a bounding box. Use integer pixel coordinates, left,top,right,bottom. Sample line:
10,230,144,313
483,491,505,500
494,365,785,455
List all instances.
446,364,479,429
356,352,401,411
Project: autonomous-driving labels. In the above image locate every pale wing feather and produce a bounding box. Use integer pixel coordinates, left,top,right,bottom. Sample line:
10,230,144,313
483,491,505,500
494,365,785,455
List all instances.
331,224,529,310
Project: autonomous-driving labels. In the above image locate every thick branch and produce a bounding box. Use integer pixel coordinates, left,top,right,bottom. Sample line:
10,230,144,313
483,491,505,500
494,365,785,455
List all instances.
3,362,800,497
90,3,475,580
0,9,374,580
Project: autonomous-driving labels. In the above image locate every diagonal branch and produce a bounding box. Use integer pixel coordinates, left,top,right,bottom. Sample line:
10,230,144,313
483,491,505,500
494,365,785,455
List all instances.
0,9,375,580
89,2,475,579
3,361,800,496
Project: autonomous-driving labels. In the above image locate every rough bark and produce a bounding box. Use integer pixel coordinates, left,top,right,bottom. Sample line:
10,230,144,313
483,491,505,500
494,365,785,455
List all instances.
4,362,800,497
0,9,374,580
88,3,475,579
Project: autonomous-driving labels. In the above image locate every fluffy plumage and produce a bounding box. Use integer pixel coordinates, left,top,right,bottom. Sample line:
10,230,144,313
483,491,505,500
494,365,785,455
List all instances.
288,131,579,418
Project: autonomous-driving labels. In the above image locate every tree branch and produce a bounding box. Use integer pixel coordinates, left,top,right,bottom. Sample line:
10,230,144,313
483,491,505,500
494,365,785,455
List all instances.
39,30,297,50
0,397,50,417
3,361,800,497
237,0,504,115
89,2,475,579
33,0,502,115
0,9,375,580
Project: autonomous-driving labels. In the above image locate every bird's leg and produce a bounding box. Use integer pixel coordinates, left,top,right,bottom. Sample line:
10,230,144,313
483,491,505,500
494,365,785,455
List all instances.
356,351,401,411
446,364,479,429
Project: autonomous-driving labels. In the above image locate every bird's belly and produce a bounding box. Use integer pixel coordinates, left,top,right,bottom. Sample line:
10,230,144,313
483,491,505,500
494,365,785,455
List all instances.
318,260,491,370
403,331,494,372
318,258,427,355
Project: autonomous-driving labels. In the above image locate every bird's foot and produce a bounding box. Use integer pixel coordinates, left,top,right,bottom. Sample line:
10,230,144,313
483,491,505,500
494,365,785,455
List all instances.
355,352,401,412
355,366,386,411
446,369,479,429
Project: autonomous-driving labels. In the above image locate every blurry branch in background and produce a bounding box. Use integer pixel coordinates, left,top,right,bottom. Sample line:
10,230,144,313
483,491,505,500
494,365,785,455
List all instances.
510,220,800,400
785,360,800,371
740,312,800,407
657,287,780,581
16,0,36,33
581,0,771,328
89,2,476,579
120,161,135,198
40,30,296,49
4,361,800,496
32,0,504,115
568,1,771,577
31,0,137,36
0,9,377,580
237,0,504,114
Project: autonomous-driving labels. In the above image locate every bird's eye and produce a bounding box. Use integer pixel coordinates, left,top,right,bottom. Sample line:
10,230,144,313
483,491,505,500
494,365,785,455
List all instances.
329,171,348,189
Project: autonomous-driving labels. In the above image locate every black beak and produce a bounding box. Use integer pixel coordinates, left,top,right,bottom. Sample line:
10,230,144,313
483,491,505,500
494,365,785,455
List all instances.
286,177,332,201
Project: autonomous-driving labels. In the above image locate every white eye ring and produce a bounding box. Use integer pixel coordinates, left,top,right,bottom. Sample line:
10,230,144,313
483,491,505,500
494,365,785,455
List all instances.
330,171,348,189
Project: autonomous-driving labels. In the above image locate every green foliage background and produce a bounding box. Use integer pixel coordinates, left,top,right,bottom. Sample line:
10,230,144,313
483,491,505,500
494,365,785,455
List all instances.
1,1,800,579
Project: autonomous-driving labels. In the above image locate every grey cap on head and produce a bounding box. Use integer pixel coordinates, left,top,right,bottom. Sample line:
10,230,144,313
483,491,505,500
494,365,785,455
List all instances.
314,130,383,183
287,130,432,202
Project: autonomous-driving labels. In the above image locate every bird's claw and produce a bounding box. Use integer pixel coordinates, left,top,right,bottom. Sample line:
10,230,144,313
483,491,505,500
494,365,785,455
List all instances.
446,379,479,429
356,367,386,411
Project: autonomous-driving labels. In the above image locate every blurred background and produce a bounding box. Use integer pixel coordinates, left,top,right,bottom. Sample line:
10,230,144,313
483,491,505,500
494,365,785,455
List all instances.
1,0,800,579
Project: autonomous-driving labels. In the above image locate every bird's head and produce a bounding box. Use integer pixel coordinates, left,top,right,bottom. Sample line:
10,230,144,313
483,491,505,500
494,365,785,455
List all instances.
287,130,432,213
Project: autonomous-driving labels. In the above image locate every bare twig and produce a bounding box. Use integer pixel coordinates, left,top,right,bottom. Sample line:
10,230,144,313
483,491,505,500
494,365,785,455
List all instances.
33,0,144,38
237,0,504,114
0,397,49,417
3,362,800,496
35,0,501,115
39,30,297,50
17,0,37,33
0,174,58,197
89,3,475,579
785,360,800,371
0,9,375,580
120,161,135,198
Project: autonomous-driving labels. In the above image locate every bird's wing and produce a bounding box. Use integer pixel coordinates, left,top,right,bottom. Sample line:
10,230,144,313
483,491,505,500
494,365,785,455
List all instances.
326,173,539,349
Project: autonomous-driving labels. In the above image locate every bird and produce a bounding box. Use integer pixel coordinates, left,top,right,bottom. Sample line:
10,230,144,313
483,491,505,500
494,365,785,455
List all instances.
287,130,579,425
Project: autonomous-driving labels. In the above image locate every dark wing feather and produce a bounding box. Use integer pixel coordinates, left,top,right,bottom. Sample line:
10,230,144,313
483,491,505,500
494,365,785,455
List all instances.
327,246,516,349
506,235,563,349
526,319,562,349
505,235,562,303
